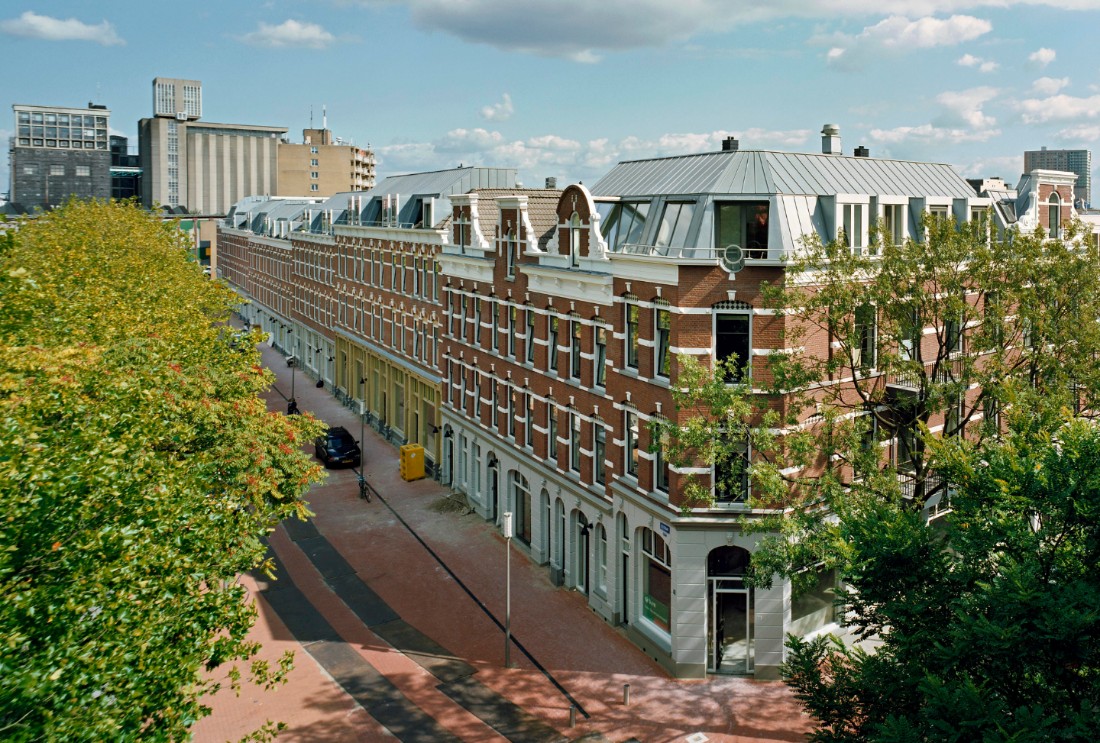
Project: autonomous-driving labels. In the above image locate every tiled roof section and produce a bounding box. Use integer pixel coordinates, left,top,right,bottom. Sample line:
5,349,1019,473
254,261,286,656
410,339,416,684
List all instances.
468,188,563,251
591,149,977,199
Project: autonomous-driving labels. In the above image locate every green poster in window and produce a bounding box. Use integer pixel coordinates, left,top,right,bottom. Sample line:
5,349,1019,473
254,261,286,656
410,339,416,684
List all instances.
643,593,670,626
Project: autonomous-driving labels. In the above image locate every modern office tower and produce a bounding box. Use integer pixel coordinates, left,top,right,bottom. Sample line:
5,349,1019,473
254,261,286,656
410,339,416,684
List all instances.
1024,147,1092,208
9,102,111,210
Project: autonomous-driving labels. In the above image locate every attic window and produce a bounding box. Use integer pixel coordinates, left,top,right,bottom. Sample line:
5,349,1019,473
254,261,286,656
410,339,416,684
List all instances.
654,201,696,251
716,202,769,260
1047,192,1061,239
569,212,582,266
598,201,650,251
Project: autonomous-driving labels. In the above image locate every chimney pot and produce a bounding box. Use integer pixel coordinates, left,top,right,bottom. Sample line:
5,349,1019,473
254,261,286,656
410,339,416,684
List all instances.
821,124,842,155
854,145,870,158
722,136,739,152
545,176,557,189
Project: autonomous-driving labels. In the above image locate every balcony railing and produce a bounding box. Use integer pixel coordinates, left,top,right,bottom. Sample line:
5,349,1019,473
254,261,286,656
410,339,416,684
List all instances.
617,243,769,260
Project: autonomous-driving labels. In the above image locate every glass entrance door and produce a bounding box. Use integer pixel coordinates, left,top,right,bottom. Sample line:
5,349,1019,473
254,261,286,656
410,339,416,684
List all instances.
709,579,753,674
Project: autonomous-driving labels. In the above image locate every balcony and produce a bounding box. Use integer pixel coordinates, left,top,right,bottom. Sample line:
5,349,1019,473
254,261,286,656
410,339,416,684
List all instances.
617,243,768,261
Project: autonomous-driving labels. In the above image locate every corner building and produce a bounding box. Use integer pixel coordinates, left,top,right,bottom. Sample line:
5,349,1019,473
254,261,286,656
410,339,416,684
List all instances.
220,133,1086,679
438,135,991,679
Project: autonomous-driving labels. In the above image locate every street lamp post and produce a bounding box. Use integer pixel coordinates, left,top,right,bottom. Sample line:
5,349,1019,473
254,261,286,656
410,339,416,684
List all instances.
358,375,368,501
503,511,514,668
286,355,298,414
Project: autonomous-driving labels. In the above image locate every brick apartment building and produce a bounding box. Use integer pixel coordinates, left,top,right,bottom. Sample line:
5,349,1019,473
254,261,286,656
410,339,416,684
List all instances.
217,128,1091,679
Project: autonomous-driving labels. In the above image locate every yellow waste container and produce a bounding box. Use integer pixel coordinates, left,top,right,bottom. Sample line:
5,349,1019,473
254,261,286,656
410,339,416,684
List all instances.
399,443,425,481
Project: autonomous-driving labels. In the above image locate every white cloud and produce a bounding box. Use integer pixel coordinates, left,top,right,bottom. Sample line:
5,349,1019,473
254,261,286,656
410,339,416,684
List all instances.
239,20,336,49
1055,124,1100,142
957,53,998,72
0,11,123,45
935,86,999,128
340,1,1093,60
377,126,811,185
824,15,992,70
480,94,514,122
954,154,1023,181
1015,93,1100,123
869,123,1000,144
1032,76,1069,95
1029,47,1056,67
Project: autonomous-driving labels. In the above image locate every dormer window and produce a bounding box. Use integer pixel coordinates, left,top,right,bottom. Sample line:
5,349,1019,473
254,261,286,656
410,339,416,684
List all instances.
840,203,868,256
569,212,582,266
716,202,769,260
505,229,518,277
655,201,696,253
456,212,471,254
1047,192,1061,239
598,201,650,252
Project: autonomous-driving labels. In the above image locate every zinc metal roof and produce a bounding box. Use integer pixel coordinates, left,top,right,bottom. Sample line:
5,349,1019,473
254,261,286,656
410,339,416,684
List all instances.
371,166,518,200
590,150,977,199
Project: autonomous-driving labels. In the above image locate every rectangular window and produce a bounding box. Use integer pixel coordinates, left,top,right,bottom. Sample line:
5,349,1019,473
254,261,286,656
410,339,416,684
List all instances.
945,310,963,355
75,165,90,177
626,304,639,370
655,308,671,378
715,439,749,503
548,316,559,372
595,326,607,387
548,403,558,461
841,203,867,255
524,392,533,447
570,413,581,473
596,525,608,595
473,297,482,348
594,424,606,485
526,308,536,363
571,319,582,379
854,304,877,371
49,164,64,176
508,306,517,357
716,201,769,260
625,409,639,478
460,295,468,342
391,254,398,290
508,391,516,438
882,203,905,245
655,429,669,493
715,312,750,382
492,302,500,351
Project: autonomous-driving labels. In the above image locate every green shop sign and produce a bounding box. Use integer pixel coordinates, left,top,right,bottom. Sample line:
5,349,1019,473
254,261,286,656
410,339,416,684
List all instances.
643,594,670,625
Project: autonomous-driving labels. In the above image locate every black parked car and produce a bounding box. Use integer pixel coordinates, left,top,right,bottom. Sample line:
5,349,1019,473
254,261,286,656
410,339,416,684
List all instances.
314,426,361,468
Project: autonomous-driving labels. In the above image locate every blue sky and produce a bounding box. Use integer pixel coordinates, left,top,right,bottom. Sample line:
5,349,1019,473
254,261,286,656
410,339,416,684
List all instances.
3,1,1100,199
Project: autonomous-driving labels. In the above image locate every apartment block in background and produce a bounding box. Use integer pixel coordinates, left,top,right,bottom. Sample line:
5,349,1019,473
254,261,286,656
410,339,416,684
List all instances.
278,127,375,197
9,103,111,210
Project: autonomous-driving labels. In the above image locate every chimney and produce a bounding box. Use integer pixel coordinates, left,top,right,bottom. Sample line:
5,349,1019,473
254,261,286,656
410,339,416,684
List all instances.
821,124,841,155
854,145,870,158
722,136,739,152
545,176,557,189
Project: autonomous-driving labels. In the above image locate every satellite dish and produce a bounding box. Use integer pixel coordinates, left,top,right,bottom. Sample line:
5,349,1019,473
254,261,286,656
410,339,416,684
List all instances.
720,244,745,274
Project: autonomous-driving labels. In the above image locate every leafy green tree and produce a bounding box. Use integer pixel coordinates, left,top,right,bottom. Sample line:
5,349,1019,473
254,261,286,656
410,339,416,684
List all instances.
0,201,324,741
782,414,1100,742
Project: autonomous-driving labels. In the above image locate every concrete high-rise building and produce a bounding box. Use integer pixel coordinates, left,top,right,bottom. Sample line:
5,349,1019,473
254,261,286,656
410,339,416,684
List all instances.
9,103,111,210
1024,147,1092,208
139,78,286,214
277,127,375,197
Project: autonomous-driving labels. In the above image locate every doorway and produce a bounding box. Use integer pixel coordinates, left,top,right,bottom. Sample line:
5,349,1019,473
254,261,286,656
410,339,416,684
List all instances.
707,546,753,675
575,513,591,595
488,456,499,522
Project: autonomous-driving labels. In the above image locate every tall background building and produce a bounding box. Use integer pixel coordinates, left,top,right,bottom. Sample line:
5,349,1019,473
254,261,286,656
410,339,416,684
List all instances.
140,78,285,214
1024,147,1092,208
9,103,111,210
277,124,375,196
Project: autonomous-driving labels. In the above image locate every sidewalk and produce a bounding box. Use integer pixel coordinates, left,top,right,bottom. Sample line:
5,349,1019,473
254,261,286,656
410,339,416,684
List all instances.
191,338,813,743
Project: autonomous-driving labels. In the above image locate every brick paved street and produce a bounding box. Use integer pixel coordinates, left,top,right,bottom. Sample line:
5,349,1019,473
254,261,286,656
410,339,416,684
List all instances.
190,339,812,743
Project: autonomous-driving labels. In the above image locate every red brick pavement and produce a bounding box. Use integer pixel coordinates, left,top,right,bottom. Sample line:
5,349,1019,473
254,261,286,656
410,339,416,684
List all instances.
191,339,813,743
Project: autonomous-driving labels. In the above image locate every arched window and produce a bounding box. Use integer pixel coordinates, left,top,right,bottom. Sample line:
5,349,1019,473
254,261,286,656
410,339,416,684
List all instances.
1048,192,1061,239
569,212,582,266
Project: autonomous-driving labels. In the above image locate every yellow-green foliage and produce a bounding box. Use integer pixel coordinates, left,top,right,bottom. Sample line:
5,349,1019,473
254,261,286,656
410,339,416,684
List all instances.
0,201,324,741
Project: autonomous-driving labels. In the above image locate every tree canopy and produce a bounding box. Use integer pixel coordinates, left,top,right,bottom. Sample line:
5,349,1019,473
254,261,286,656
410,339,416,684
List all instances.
0,201,324,741
782,415,1100,742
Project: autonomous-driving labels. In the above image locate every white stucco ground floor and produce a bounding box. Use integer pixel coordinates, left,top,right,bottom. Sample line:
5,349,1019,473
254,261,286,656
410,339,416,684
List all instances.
441,411,840,680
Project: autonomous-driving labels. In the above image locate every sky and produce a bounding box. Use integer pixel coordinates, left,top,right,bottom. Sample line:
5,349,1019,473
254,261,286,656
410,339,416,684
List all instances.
2,1,1100,200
